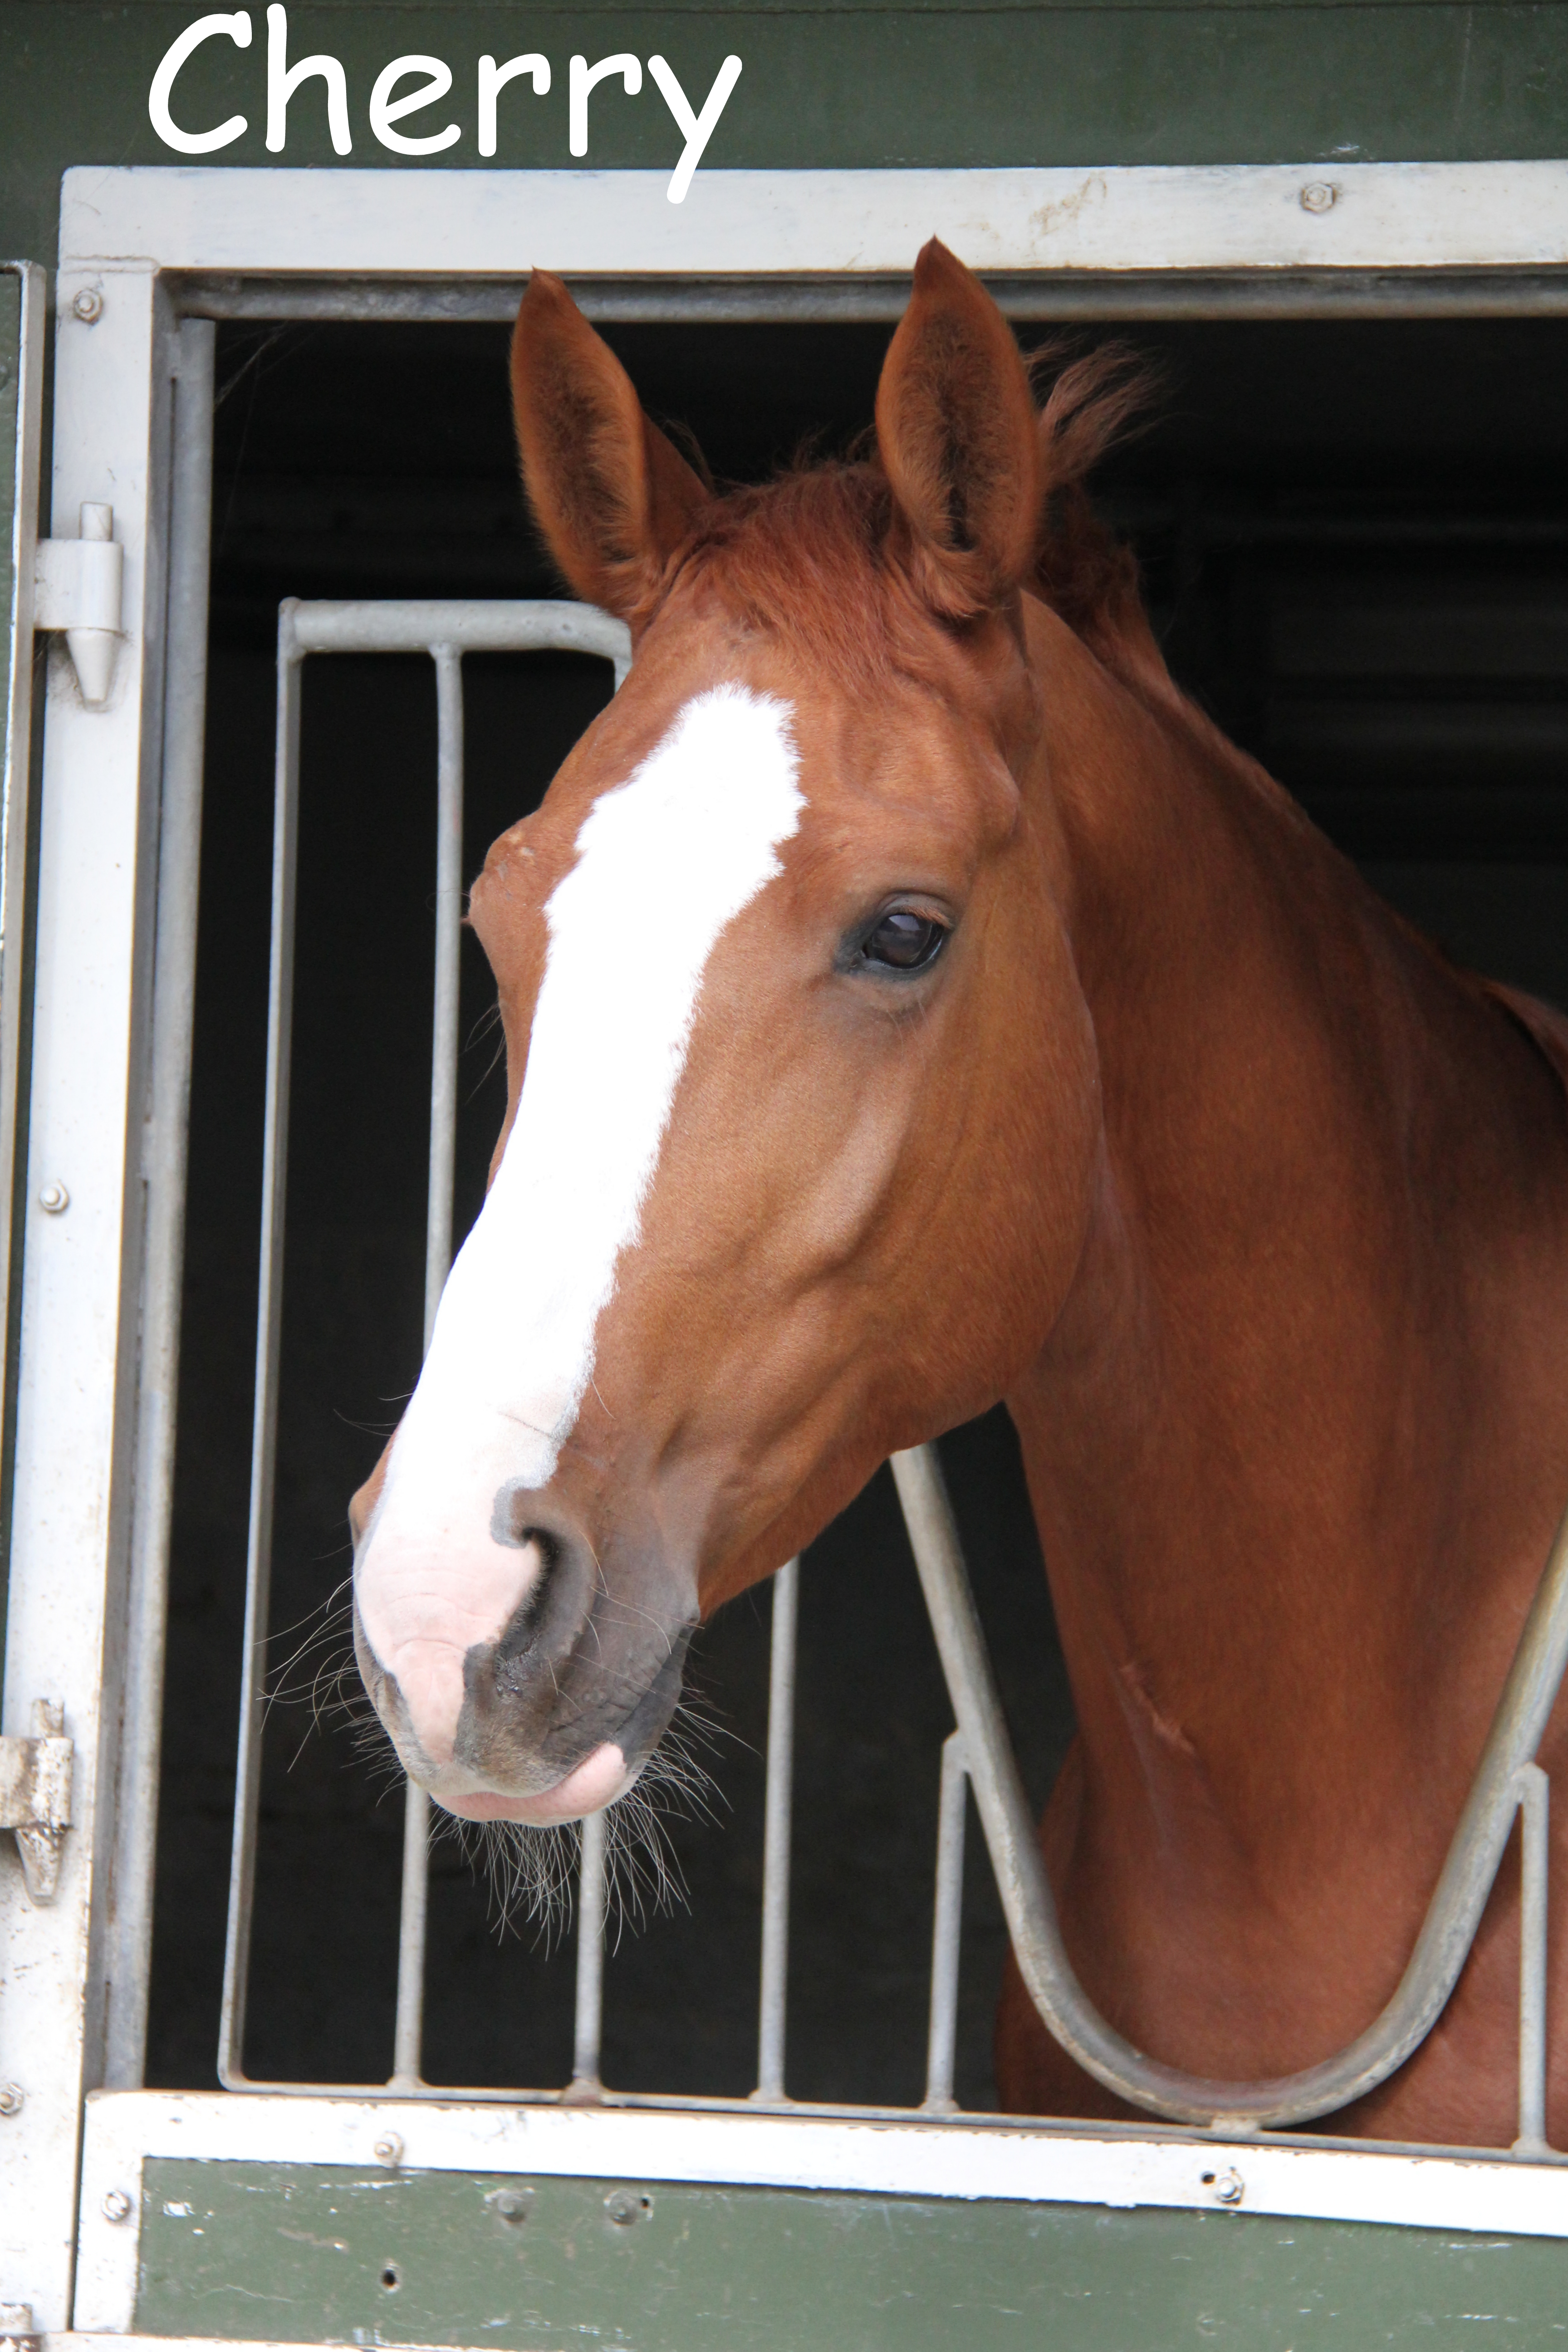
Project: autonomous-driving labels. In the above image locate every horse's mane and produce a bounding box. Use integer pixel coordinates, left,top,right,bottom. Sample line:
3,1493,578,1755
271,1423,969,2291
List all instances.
667,342,1161,694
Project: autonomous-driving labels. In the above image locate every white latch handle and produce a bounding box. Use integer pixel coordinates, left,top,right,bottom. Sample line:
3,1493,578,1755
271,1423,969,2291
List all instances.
34,503,124,706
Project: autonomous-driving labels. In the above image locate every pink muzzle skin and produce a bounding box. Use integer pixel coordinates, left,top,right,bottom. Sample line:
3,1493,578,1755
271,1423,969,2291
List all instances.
436,1741,632,1824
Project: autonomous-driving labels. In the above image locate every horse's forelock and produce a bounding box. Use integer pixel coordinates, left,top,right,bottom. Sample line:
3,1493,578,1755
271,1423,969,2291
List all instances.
648,351,1155,690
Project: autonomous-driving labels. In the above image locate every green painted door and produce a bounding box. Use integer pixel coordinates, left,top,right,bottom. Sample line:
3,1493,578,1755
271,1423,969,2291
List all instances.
134,2159,1568,2351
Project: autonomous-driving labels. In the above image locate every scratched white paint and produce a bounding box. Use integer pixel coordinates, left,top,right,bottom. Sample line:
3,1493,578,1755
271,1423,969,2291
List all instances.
354,685,803,1726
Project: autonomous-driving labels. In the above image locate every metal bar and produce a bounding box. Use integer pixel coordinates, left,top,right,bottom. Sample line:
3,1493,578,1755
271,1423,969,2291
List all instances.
170,268,1568,328
922,1730,969,2116
0,260,44,1676
217,606,304,2090
388,643,465,2091
423,646,464,1350
892,1441,1568,2131
568,1809,608,2099
286,599,630,681
216,598,628,2096
389,1782,430,2092
1515,1762,1551,2154
754,1554,799,2104
103,318,217,2089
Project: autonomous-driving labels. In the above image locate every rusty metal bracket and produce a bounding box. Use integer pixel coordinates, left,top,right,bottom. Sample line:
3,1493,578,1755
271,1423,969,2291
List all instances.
0,1702,73,1903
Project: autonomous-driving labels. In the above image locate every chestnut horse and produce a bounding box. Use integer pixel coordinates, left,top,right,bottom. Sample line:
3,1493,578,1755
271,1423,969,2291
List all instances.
350,241,1568,2147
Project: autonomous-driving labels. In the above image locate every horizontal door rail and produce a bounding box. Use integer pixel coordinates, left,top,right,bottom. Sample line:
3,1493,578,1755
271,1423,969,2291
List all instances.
893,1443,1568,2139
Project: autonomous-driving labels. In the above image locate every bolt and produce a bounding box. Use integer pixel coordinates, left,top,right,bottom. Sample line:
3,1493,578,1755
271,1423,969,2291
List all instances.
373,2134,402,2168
38,1181,68,1215
1299,181,1337,215
0,2084,21,2117
603,2189,650,2227
1212,2167,1245,2205
72,287,103,324
102,2187,134,2224
485,2188,529,2223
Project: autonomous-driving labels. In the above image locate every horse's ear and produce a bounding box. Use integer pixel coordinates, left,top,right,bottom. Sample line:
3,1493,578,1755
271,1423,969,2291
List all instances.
875,239,1040,617
511,270,713,620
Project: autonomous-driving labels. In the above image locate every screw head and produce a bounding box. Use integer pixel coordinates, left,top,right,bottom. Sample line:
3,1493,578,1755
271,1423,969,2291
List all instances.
72,287,103,324
485,2187,530,2223
1299,181,1337,214
373,2134,403,2168
0,2083,21,2117
38,1181,68,1215
102,2187,134,2224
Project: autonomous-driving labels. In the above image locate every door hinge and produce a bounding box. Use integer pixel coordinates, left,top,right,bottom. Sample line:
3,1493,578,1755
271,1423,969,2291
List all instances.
0,1701,74,1903
34,502,123,707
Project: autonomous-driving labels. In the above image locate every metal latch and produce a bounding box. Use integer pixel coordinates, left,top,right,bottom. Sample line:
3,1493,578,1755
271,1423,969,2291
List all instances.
0,1701,73,1903
34,502,123,707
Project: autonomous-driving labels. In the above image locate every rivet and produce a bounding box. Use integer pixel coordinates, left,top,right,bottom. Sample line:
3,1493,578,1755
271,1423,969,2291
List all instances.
38,1181,69,1215
1299,181,1337,215
373,2134,403,2168
485,2188,530,2223
603,2188,651,2227
0,2084,21,2118
102,2187,134,2224
72,287,103,324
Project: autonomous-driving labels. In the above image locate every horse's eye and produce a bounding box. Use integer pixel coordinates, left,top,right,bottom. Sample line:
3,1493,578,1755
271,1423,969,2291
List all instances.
862,909,947,973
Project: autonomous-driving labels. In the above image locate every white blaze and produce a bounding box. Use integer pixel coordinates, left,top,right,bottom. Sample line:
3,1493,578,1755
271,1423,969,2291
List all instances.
372,683,804,1558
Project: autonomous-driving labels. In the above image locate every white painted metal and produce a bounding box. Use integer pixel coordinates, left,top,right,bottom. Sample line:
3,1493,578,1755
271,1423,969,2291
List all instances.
1,255,173,2331
103,318,217,2093
57,162,1568,286
894,1441,1568,2133
921,1730,968,2117
1518,1762,1551,2154
71,2084,1568,2333
0,261,44,1524
33,508,125,707
217,599,631,2098
754,1554,798,2104
570,1811,608,2099
8,162,1564,2342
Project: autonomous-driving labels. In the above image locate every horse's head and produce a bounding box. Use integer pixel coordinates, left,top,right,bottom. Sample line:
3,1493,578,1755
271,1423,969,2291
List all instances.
351,241,1109,1825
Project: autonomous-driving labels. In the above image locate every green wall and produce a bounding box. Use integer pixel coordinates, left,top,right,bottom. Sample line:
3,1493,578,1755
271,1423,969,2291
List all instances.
5,0,1568,271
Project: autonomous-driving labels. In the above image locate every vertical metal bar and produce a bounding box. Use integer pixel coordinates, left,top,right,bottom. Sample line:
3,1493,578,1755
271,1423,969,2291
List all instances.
388,643,464,2090
568,1808,608,2097
1515,1760,1551,2154
422,644,463,1348
217,605,304,2089
922,1730,969,2114
754,1554,799,2103
389,1781,430,2090
103,318,217,2090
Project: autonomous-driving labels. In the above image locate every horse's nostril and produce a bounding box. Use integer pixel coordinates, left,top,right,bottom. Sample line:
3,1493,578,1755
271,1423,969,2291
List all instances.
494,1525,564,1666
491,1476,556,1550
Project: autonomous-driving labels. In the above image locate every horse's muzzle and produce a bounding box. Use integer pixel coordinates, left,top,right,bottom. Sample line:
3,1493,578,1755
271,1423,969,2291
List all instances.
352,1499,696,1821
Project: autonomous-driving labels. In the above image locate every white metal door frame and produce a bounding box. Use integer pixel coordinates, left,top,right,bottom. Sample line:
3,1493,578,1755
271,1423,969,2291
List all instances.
10,158,1568,2334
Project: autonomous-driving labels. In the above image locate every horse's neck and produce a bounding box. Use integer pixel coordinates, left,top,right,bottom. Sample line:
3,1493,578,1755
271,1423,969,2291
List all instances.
1007,598,1568,1862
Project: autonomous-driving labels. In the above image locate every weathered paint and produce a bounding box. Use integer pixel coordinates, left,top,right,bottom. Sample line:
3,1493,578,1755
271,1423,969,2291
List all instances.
5,2,1568,268
133,2159,1568,2348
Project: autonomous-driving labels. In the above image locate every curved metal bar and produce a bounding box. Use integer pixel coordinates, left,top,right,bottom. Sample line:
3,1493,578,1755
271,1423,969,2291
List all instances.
891,1442,1568,2130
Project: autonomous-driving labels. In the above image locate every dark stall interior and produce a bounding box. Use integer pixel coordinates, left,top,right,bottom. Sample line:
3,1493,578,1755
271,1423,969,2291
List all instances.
144,306,1568,2108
